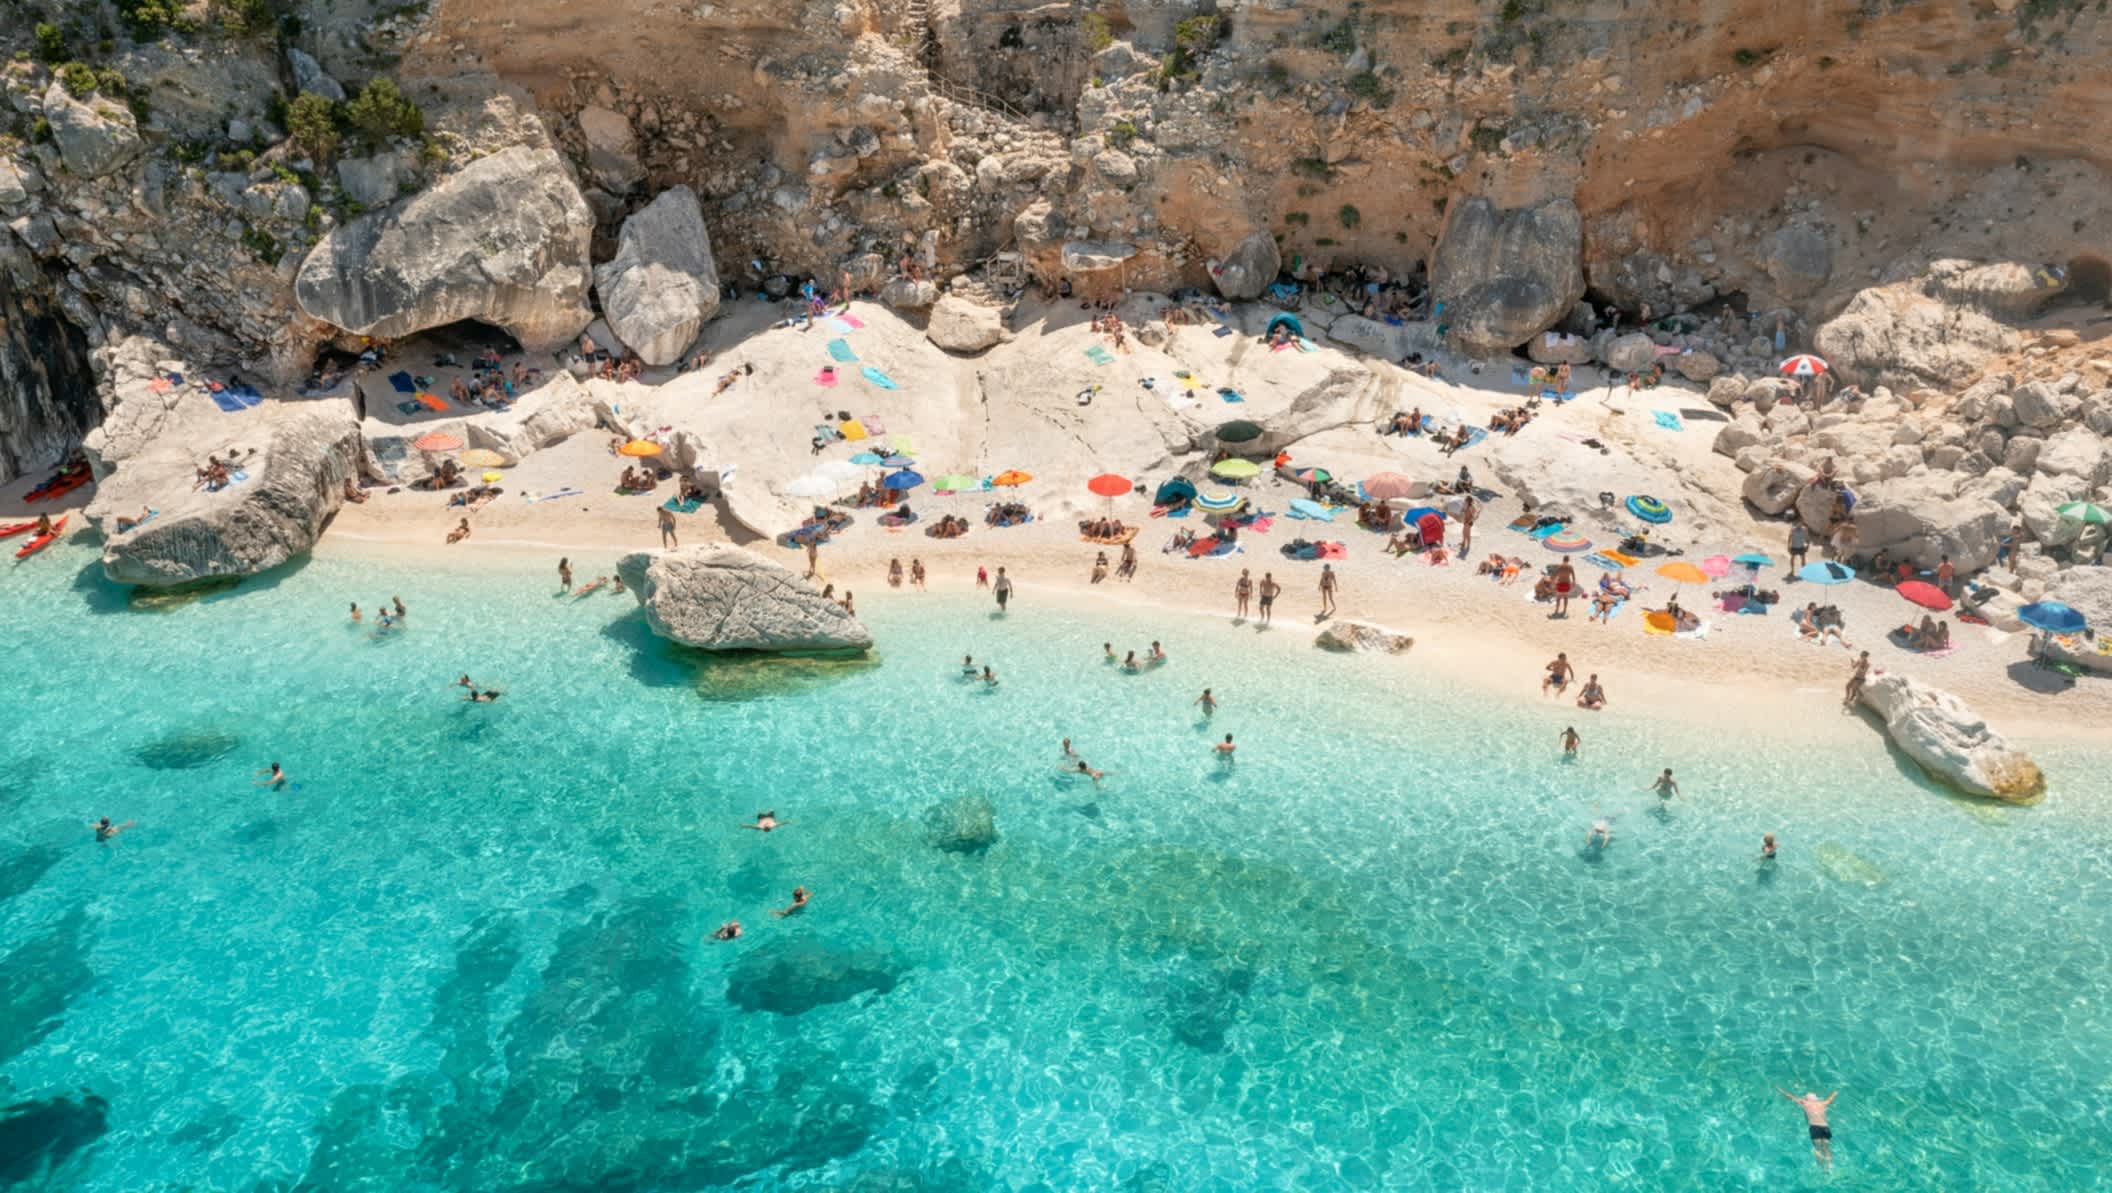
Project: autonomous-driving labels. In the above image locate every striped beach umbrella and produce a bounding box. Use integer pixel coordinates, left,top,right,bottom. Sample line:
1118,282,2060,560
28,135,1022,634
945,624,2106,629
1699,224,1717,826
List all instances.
413,431,463,452
2056,501,2110,526
1544,529,1594,553
1625,495,1672,524
1779,354,1829,378
1195,490,1246,513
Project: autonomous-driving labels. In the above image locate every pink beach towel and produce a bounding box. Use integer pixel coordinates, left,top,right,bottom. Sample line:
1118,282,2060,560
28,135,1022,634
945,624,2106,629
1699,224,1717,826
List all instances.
814,368,838,387
839,313,865,329
1316,542,1348,560
860,415,887,435
1247,516,1274,533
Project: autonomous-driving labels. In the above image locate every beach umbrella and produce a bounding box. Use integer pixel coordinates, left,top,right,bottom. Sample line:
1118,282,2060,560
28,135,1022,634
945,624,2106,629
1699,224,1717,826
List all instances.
1657,561,1709,586
1195,490,1246,513
1210,458,1261,480
2017,601,2088,634
1733,552,1776,568
618,439,663,457
480,470,503,483
1544,529,1594,553
881,453,916,467
992,470,1032,487
1798,561,1855,585
882,468,924,491
848,451,885,465
1087,473,1132,498
1216,419,1264,444
1896,580,1953,611
1700,554,1733,578
1288,498,1333,520
2056,500,2110,525
413,431,463,452
1778,354,1829,378
1290,466,1332,485
457,448,505,467
934,473,979,492
1360,472,1417,502
1624,495,1673,524
838,419,868,441
1399,506,1444,527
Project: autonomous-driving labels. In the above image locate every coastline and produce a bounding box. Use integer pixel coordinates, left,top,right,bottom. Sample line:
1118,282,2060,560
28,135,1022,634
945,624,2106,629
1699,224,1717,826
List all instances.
315,512,2112,754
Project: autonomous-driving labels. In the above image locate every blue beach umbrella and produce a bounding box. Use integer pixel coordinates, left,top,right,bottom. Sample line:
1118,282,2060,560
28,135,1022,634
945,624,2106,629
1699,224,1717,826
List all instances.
1733,552,1775,568
882,469,924,491
1625,495,1673,524
1195,490,1245,513
1288,498,1334,520
2017,601,2087,634
1399,506,1444,526
848,451,884,466
881,453,916,467
1798,561,1854,585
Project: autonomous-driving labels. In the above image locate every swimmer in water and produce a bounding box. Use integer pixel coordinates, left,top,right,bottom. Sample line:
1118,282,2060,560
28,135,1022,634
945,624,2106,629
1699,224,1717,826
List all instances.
1650,768,1679,799
1214,733,1236,758
770,886,811,917
982,665,998,687
349,602,361,622
1559,727,1581,758
1122,650,1140,671
1148,640,1166,662
1760,833,1778,861
93,817,135,842
1586,818,1614,848
254,762,288,790
1061,738,1078,758
465,688,501,703
1104,642,1117,662
456,674,475,690
961,654,977,676
1075,760,1105,784
712,921,743,941
1195,688,1218,715
742,811,788,832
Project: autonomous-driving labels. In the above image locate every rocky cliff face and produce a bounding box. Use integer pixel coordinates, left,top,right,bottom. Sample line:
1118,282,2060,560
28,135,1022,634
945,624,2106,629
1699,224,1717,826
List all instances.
0,242,97,485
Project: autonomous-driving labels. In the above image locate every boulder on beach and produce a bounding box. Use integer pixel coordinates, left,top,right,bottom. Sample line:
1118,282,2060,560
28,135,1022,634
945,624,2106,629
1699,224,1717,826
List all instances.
1210,231,1280,301
616,545,873,653
1849,477,2007,570
593,185,721,365
1429,197,1585,355
925,293,1005,354
1315,621,1414,653
1857,674,2044,801
294,146,594,352
89,399,362,587
1603,332,1658,374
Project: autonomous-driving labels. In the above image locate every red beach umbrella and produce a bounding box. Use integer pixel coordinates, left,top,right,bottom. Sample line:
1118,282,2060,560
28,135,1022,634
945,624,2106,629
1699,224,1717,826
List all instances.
1086,473,1132,498
1896,580,1952,611
1779,354,1829,378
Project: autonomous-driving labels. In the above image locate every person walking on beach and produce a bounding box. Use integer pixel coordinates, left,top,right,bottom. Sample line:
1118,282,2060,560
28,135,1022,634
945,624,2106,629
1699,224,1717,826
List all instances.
804,539,820,578
1196,688,1218,716
1258,573,1280,626
1542,652,1574,695
1786,524,1808,572
1843,650,1871,709
1559,727,1581,758
1651,769,1680,800
911,557,927,589
888,558,904,588
1234,568,1253,620
1317,563,1339,618
558,557,573,591
1776,1088,1837,1169
1118,541,1138,581
1458,494,1478,555
1550,558,1578,618
993,567,1013,611
657,504,678,547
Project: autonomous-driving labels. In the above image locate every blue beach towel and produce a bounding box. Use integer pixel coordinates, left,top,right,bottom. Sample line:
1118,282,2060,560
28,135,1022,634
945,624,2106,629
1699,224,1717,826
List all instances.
1653,409,1685,431
826,339,858,362
1212,325,1235,338
1295,337,1318,353
661,496,704,514
860,366,900,390
388,371,417,394
208,389,251,413
825,317,857,335
227,383,263,406
1528,522,1567,540
395,400,422,416
1218,388,1246,403
1085,346,1116,366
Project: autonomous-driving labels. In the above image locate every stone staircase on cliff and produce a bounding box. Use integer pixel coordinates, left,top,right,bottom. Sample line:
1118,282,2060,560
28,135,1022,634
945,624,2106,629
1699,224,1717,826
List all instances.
893,0,1036,124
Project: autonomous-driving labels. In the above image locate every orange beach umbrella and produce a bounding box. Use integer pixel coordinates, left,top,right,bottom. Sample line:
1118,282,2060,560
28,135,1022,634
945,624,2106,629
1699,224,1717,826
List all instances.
618,440,663,457
412,431,463,452
1086,473,1132,498
992,470,1033,486
1656,561,1709,586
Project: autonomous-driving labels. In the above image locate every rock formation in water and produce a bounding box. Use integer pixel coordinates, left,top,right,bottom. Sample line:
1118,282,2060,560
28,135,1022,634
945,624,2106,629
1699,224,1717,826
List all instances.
1856,674,2045,802
617,545,873,652
1314,621,1415,654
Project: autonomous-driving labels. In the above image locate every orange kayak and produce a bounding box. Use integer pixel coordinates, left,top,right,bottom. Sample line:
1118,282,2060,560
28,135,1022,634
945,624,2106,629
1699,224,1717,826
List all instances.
14,515,65,559
0,519,36,539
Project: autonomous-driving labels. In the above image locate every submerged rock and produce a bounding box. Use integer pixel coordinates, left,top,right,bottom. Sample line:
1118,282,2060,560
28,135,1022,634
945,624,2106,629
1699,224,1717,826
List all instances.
1314,621,1414,653
726,944,899,1015
593,185,720,365
617,545,873,653
294,146,594,352
922,793,998,854
133,729,243,770
0,1090,110,1187
1857,674,2044,801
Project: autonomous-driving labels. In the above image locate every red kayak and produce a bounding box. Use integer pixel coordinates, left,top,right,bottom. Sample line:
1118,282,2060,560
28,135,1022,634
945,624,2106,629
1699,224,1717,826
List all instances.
0,519,36,539
26,471,89,503
14,515,65,559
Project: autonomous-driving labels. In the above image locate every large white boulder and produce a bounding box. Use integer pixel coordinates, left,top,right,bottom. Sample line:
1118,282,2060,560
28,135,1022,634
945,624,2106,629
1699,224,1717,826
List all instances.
1603,332,1658,374
2036,427,2105,483
1209,231,1280,301
2045,566,2112,629
1849,476,2007,569
1327,315,1435,362
294,146,594,352
616,545,873,653
593,185,720,365
1430,197,1586,354
88,398,362,587
1857,674,2045,801
41,82,143,180
1741,461,1815,516
1525,330,1593,365
1813,261,2031,389
926,293,1004,354
577,105,643,192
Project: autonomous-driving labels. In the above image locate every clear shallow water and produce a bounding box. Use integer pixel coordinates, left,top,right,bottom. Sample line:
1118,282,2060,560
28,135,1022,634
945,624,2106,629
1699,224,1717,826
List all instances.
2,539,2109,1191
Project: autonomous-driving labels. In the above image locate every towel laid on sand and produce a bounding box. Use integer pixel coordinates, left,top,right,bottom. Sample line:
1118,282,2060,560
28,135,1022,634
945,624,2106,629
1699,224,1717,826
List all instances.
208,389,253,413
528,487,584,504
1295,337,1318,353
814,368,839,387
388,371,417,394
1218,388,1245,403
860,366,900,390
1085,346,1116,365
1652,409,1685,431
416,393,448,411
1212,325,1234,338
661,497,704,514
826,339,858,362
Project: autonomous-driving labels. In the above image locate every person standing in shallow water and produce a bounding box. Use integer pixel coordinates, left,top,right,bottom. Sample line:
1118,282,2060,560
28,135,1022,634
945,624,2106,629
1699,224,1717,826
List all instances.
1257,572,1280,626
1317,563,1338,618
1234,568,1253,620
994,567,1013,612
558,557,572,591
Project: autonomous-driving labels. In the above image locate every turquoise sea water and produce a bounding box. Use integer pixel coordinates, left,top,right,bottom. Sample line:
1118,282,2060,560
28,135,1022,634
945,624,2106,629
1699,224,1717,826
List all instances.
1,538,2109,1190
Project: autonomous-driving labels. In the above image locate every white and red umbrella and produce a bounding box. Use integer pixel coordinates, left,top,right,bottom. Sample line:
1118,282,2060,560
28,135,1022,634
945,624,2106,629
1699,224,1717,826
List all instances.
1778,354,1829,378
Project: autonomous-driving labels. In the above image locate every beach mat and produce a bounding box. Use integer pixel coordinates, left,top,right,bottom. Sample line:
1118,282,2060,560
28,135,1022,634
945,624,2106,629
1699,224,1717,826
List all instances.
1527,522,1567,540
529,487,583,504
1212,325,1234,338
661,497,704,514
1652,409,1685,431
207,388,252,413
814,369,839,387
388,371,417,394
416,392,448,411
860,366,900,390
824,317,858,335
1085,346,1116,366
1218,388,1245,403
837,313,865,330
826,339,858,362
1295,337,1318,353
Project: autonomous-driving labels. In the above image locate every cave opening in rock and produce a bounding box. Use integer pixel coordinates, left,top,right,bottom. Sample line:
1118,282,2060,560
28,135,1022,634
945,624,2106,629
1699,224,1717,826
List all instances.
2061,254,2109,307
343,320,530,421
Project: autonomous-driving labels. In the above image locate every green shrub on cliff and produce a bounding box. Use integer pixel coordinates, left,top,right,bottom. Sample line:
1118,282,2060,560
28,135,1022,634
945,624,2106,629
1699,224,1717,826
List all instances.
57,62,97,97
116,0,194,38
34,23,68,63
1081,12,1112,53
210,0,279,37
285,91,340,161
345,77,423,146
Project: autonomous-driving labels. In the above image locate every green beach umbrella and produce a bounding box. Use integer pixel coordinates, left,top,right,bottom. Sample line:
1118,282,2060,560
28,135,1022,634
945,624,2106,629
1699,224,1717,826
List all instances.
1216,419,1264,444
2056,501,2110,525
1210,458,1262,480
935,473,979,491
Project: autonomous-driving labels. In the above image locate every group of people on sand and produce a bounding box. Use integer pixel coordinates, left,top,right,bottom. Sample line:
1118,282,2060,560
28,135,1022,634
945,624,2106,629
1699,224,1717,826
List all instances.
1796,601,1851,648
1087,543,1137,584
193,450,252,490
446,350,538,409
1079,516,1131,542
1380,405,1425,437
1543,655,1611,711
986,502,1031,528
927,513,970,539
1488,405,1536,436
1088,312,1128,351
1897,613,1952,653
